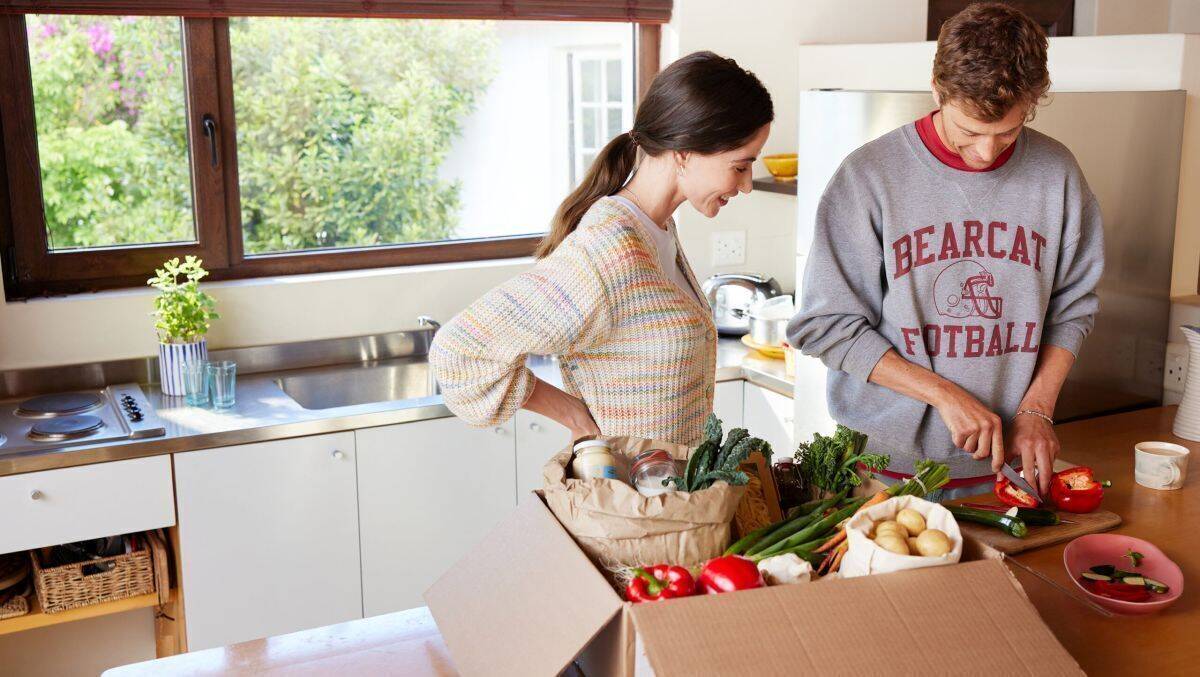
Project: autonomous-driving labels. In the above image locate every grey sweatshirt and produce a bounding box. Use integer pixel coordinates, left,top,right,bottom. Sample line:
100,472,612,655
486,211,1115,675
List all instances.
788,123,1104,477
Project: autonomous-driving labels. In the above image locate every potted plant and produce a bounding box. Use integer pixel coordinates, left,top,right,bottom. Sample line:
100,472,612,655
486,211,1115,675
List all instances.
148,256,220,396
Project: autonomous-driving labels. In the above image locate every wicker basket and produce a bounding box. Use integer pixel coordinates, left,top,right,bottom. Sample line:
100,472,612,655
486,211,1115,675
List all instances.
31,534,163,614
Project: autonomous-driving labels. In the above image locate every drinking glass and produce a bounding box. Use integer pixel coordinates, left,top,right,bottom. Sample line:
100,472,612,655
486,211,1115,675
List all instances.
206,360,237,409
182,359,210,407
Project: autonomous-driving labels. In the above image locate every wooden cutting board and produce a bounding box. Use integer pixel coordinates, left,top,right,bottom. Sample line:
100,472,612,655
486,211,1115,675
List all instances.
947,497,1122,554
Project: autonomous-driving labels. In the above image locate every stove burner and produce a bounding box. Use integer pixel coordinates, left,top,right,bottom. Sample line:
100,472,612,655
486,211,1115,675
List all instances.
16,392,103,418
28,415,104,442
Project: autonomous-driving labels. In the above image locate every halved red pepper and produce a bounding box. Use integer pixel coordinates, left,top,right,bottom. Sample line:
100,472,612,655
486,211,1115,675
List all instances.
994,476,1040,508
624,564,696,603
697,555,763,594
1080,578,1151,602
1049,466,1105,514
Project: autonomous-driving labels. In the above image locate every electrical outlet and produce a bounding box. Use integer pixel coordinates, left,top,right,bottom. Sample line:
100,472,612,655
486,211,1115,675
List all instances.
711,230,746,266
1164,342,1189,393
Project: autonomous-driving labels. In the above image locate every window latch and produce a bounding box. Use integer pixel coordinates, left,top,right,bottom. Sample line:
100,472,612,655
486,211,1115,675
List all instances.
202,114,219,168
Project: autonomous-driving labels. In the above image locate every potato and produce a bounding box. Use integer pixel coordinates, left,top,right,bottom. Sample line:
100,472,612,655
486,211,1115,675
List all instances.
915,529,952,557
874,520,909,538
874,534,910,556
895,508,927,536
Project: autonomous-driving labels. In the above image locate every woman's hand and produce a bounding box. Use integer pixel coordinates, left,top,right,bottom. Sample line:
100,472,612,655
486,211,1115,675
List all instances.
1006,413,1059,496
930,381,1005,473
522,377,600,441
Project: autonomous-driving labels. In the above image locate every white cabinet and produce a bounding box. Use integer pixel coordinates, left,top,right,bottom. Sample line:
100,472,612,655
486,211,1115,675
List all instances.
0,456,174,556
515,410,570,497
713,380,745,428
174,432,362,651
743,383,796,457
357,416,516,616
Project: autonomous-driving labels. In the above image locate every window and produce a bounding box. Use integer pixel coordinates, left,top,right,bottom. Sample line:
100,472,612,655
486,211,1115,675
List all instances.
569,50,632,185
28,15,194,251
0,6,664,298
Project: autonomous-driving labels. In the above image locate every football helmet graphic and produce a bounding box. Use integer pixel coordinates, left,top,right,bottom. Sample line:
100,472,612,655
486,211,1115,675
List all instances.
933,260,1003,319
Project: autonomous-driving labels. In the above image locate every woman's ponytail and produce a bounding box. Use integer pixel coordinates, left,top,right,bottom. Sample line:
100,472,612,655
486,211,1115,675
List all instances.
535,131,638,259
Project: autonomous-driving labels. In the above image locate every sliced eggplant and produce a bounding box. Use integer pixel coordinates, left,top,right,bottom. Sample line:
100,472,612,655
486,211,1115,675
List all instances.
1081,571,1112,582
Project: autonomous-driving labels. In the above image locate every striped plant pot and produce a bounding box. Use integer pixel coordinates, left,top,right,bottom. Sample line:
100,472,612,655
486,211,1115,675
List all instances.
158,339,208,397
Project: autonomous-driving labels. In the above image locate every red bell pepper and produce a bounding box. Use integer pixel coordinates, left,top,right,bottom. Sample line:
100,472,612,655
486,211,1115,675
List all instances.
1080,577,1151,602
624,565,696,603
994,475,1040,508
697,555,763,594
1049,466,1105,513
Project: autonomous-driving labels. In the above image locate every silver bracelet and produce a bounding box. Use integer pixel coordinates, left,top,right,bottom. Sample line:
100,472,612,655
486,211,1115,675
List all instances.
1014,409,1054,425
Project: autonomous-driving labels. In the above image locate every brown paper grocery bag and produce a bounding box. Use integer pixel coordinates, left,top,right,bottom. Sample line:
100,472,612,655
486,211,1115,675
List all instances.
542,436,744,578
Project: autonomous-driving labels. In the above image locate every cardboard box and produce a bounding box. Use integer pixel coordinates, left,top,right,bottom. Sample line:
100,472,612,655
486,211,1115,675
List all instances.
425,493,1083,676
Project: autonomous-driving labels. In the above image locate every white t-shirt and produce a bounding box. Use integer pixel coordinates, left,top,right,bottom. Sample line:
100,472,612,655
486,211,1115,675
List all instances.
607,195,699,303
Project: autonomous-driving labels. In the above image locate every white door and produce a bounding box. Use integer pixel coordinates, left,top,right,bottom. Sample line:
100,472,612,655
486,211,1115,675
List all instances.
515,409,571,497
712,380,745,429
357,416,516,616
743,383,796,458
175,432,362,651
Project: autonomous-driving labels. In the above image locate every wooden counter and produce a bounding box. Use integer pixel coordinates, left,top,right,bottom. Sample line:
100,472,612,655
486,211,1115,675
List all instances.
107,406,1198,677
1010,406,1197,676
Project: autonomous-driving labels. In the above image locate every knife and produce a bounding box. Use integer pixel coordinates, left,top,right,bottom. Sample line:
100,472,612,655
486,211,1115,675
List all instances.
1000,462,1042,504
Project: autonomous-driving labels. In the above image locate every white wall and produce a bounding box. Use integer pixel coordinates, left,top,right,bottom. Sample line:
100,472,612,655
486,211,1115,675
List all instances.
665,0,925,293
1076,0,1200,35
441,21,633,239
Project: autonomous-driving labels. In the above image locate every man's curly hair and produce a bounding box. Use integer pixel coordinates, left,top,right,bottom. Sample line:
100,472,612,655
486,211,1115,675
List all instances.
933,2,1050,122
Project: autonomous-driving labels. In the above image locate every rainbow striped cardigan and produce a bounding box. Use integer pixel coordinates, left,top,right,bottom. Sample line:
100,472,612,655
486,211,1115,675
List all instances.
429,197,717,446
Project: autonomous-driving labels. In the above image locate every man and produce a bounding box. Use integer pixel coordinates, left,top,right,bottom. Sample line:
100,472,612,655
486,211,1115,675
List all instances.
788,3,1104,500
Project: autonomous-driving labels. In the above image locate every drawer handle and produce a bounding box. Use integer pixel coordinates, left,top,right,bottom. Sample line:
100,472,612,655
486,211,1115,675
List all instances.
493,426,506,435
331,450,345,461
30,489,44,501
529,422,542,433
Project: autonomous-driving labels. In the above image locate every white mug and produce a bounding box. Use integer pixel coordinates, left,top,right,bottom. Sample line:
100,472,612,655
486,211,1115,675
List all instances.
1134,442,1190,490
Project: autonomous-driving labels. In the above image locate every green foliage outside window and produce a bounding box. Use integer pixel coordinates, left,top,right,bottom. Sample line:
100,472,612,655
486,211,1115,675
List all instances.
27,15,498,253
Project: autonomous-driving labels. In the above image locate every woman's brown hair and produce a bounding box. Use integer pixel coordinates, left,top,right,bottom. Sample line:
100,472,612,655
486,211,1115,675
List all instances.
535,51,773,258
932,2,1050,123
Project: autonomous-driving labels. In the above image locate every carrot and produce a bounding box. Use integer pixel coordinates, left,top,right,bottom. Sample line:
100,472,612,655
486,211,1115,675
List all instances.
827,543,848,574
814,490,890,553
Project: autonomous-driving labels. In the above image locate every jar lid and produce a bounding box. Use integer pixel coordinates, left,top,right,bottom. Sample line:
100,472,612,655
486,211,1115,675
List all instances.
631,449,677,475
573,439,611,453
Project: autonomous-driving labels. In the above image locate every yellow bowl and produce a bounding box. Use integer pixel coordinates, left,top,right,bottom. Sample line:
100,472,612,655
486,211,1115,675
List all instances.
762,153,798,181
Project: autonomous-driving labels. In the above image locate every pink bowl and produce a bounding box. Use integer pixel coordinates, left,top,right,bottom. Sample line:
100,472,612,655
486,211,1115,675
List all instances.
1063,534,1183,615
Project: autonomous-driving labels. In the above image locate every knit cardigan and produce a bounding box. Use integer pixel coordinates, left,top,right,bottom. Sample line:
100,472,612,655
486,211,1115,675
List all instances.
429,197,717,446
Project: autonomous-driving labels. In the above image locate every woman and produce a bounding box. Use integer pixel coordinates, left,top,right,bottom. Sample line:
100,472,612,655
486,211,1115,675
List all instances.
430,51,773,447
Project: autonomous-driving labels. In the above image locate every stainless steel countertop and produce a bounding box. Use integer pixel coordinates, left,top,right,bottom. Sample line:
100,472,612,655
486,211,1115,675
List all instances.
0,338,792,477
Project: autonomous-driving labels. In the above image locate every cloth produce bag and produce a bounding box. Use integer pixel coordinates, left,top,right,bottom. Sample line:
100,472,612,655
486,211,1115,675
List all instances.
839,496,963,578
542,436,744,576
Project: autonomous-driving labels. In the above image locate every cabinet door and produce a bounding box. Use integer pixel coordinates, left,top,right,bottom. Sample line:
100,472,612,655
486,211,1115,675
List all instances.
175,432,361,651
743,383,795,457
515,410,570,497
357,417,516,616
712,380,744,428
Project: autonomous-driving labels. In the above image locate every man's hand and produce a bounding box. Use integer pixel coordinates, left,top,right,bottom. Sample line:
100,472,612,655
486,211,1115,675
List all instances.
930,381,1006,473
868,350,1005,471
1007,412,1059,496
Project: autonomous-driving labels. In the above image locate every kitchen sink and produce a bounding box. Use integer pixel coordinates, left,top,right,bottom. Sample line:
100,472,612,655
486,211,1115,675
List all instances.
272,357,440,410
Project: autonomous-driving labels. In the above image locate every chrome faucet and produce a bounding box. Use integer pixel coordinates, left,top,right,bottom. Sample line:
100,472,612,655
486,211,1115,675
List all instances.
416,316,441,333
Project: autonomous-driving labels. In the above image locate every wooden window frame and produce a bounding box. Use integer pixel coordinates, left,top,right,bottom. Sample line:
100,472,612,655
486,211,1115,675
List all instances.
0,14,662,299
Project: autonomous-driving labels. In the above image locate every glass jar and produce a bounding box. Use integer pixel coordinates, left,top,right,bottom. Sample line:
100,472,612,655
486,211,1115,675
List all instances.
772,459,805,515
571,439,619,481
630,449,681,497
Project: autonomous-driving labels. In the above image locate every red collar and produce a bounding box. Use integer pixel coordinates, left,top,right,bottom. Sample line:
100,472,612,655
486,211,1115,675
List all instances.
914,111,1015,172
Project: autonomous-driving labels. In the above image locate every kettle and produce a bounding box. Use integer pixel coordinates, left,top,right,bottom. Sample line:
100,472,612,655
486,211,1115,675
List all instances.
701,273,784,336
